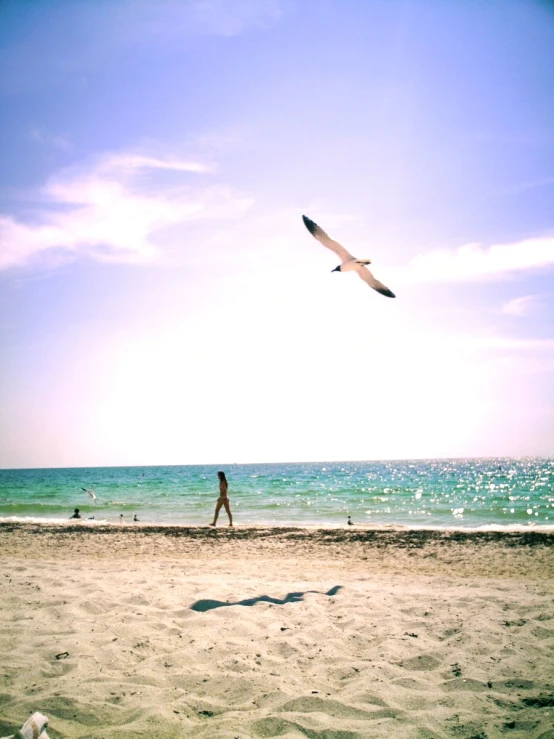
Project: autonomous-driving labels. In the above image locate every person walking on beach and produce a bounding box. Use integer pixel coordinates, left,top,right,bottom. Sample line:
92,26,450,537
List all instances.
209,471,233,527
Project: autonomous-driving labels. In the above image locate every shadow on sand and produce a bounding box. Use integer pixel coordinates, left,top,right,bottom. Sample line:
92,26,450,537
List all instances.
190,585,342,613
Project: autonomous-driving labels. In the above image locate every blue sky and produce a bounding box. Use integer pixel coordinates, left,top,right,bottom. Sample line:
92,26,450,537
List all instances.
1,0,553,468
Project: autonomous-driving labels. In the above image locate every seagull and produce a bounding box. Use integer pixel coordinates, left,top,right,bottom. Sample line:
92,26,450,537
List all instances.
81,486,97,501
302,215,395,298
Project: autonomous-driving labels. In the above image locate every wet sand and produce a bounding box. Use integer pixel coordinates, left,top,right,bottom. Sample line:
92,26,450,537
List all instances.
1,523,553,738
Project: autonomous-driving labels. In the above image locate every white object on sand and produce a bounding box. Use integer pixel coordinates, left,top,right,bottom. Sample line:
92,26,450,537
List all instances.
1,712,50,739
302,215,396,298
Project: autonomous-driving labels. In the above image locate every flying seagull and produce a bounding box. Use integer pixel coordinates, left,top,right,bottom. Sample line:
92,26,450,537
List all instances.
82,486,97,501
302,215,395,298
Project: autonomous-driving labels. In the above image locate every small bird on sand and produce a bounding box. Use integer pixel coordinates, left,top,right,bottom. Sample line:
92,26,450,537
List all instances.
302,215,395,298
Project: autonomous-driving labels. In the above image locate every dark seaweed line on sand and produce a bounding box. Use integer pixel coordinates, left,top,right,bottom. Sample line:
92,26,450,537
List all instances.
1,523,553,549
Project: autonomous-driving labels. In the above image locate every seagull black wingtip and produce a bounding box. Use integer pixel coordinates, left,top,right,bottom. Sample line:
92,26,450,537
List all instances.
302,214,317,235
375,286,396,298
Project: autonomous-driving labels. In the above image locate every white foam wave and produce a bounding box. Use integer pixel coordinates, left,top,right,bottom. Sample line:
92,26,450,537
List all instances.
0,515,109,525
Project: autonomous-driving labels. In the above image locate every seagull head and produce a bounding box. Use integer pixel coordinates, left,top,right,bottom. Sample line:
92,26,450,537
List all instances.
331,265,341,272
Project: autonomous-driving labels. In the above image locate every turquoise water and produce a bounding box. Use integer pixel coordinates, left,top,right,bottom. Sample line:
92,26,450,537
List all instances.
0,458,552,529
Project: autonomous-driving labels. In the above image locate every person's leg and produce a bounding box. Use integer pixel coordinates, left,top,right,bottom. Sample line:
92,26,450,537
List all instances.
223,499,233,526
210,499,223,526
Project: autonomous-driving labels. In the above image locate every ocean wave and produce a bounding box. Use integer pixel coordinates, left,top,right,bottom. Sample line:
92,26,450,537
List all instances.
0,515,109,525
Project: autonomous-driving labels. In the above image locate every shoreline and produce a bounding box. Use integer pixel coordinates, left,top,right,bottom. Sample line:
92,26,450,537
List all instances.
2,520,554,538
2,521,553,579
2,518,554,532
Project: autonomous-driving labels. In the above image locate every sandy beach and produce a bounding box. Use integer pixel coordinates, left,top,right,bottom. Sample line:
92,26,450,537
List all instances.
1,524,553,739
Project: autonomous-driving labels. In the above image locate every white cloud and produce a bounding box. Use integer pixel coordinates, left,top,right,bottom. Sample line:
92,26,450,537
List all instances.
403,235,554,284
502,295,542,316
97,153,214,175
0,152,252,270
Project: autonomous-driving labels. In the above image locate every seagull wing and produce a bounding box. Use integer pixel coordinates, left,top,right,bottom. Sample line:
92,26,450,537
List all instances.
357,265,396,298
302,215,353,263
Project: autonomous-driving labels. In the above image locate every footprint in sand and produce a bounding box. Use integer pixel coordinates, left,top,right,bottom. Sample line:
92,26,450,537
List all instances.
491,679,535,692
399,654,441,671
251,717,331,738
442,678,487,692
40,656,77,680
252,697,401,738
532,625,554,640
277,695,400,720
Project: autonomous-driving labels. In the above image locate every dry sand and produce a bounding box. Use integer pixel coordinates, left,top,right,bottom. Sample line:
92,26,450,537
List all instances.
1,523,553,739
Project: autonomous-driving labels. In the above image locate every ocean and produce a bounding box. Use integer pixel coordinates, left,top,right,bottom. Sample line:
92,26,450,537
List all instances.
0,458,552,530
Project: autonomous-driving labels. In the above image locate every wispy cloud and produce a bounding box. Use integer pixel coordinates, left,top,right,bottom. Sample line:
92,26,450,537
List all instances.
403,235,554,285
115,0,284,40
0,152,252,270
494,177,554,196
0,1,285,95
179,0,284,36
467,335,554,352
502,295,543,316
474,335,554,378
30,127,72,152
437,332,554,378
99,154,214,175
483,175,554,202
